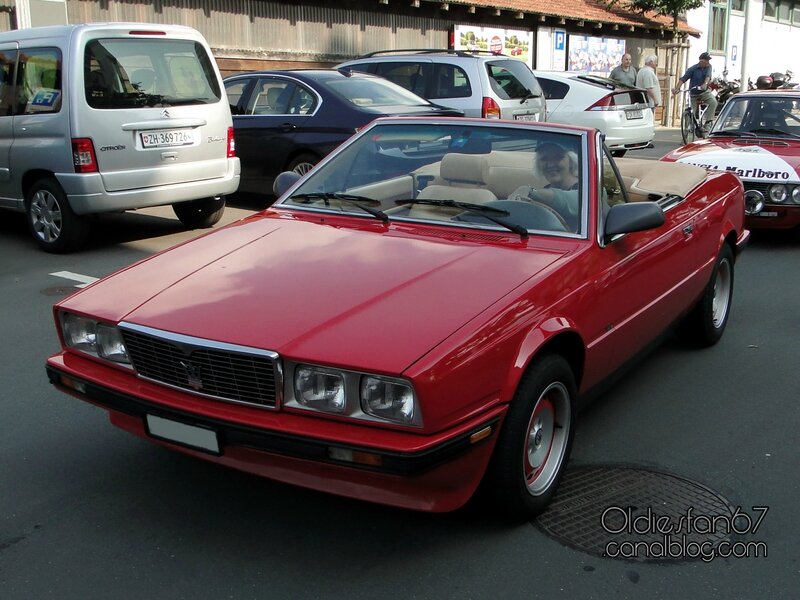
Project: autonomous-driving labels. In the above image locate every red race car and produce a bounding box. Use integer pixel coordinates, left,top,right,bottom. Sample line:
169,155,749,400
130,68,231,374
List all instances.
663,89,800,230
46,118,748,520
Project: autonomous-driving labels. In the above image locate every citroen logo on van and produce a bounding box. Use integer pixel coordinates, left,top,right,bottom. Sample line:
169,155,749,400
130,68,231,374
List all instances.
161,109,171,119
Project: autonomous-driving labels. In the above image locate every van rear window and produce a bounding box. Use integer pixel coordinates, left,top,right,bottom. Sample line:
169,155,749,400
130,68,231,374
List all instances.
84,39,221,109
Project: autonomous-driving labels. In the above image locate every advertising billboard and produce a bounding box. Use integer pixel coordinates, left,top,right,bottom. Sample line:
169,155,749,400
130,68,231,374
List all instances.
453,24,534,68
567,35,627,75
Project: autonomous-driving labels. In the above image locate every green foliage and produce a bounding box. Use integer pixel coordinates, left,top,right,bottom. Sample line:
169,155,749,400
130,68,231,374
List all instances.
607,0,707,33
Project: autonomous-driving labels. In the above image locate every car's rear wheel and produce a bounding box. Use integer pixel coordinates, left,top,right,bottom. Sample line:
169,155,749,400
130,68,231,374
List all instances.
484,354,575,521
26,178,90,253
681,107,696,144
287,153,319,176
679,244,734,347
172,197,226,229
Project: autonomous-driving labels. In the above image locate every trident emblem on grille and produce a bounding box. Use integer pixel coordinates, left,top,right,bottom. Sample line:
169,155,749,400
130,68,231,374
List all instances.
179,359,203,390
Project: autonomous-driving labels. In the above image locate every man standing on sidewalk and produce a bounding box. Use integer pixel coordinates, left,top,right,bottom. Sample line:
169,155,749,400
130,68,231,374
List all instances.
636,54,661,114
610,53,637,87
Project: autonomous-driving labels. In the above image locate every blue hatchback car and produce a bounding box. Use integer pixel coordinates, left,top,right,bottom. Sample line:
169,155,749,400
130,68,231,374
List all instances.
223,69,463,195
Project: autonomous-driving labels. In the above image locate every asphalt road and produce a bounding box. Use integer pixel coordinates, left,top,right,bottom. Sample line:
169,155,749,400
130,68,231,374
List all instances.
1,146,799,598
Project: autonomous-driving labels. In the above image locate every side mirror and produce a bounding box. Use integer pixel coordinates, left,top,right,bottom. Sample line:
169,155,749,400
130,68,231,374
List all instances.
604,202,665,240
273,171,302,197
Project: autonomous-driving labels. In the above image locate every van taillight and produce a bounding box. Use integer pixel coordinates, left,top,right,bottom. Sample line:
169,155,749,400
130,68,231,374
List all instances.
482,97,501,119
226,127,236,158
72,138,98,173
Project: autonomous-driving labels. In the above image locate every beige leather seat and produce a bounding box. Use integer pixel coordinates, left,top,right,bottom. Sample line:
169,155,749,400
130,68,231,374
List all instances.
417,153,496,203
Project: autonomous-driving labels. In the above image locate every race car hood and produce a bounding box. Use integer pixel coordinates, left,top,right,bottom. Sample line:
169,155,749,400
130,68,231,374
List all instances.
60,211,567,373
662,137,800,182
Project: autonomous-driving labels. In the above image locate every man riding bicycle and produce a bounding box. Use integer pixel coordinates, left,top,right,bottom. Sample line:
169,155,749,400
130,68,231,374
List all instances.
672,52,717,134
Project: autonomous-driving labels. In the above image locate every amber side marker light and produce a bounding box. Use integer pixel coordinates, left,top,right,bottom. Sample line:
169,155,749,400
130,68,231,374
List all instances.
328,447,383,467
470,426,492,444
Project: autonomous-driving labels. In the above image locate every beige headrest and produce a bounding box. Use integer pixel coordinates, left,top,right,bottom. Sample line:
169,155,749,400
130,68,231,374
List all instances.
439,153,490,185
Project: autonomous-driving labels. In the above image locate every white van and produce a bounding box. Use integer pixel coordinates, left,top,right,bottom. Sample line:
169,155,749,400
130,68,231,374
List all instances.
0,23,240,252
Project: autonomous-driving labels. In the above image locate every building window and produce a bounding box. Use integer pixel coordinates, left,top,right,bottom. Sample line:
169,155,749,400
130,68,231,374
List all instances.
778,0,792,21
730,0,745,13
793,4,800,24
709,1,728,52
764,0,777,19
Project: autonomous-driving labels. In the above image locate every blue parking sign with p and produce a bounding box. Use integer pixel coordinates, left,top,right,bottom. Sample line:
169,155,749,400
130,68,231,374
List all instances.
555,32,565,51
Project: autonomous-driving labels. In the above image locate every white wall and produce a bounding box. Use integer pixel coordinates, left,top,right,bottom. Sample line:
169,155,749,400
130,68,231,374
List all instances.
686,0,800,86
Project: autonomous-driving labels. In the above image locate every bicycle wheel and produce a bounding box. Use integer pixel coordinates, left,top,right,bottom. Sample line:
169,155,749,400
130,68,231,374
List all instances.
681,107,696,144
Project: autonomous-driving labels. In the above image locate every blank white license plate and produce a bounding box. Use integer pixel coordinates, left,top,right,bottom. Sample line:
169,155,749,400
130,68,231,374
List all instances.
145,414,220,454
626,109,643,120
755,211,778,217
140,129,195,148
514,113,538,121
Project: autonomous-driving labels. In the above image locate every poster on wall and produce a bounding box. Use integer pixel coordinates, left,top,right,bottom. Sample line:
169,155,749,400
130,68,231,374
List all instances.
567,35,626,75
453,24,534,68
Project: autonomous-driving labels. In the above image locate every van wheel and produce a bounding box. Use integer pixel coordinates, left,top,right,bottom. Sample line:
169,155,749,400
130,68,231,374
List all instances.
287,153,319,176
26,178,90,253
173,197,225,229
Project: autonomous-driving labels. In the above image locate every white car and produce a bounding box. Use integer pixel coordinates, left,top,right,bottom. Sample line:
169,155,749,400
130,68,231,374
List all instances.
533,71,654,156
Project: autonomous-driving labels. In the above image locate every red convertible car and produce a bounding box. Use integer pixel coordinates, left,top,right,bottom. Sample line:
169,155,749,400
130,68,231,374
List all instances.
662,89,800,229
46,118,748,520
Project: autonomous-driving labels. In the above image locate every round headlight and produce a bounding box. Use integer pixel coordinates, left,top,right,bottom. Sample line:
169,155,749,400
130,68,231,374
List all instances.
744,190,765,215
792,186,800,204
769,184,788,203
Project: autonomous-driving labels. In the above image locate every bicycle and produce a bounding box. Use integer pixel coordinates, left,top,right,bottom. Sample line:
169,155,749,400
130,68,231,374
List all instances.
678,88,712,144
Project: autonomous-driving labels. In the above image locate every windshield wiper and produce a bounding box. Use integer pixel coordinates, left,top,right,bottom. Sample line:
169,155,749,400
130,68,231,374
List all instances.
288,192,389,222
396,198,528,238
709,129,757,137
520,88,542,103
747,127,800,139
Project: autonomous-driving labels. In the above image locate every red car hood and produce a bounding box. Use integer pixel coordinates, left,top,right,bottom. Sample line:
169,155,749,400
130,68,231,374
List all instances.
63,212,567,373
662,137,800,182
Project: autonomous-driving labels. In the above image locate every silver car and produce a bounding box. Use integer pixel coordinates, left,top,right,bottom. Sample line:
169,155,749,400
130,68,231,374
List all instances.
337,50,546,122
0,23,240,252
533,71,654,157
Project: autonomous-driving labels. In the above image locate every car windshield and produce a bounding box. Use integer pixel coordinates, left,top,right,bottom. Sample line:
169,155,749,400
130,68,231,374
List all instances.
279,122,585,236
321,76,431,107
711,95,800,137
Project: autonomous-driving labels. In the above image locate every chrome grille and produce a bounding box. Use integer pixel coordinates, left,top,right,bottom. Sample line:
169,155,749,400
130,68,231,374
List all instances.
743,181,770,195
120,324,278,408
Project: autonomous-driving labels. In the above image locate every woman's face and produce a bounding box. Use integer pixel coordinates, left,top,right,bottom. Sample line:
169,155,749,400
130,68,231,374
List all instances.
539,152,573,188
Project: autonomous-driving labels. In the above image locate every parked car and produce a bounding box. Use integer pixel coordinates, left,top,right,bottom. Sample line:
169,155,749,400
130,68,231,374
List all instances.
46,118,748,520
662,89,800,230
337,49,546,121
0,23,239,252
533,71,654,156
223,69,462,194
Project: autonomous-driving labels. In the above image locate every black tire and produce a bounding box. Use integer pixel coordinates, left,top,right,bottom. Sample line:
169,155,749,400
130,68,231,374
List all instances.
681,108,696,144
483,354,576,521
173,196,225,229
678,244,734,347
287,153,319,176
26,178,90,253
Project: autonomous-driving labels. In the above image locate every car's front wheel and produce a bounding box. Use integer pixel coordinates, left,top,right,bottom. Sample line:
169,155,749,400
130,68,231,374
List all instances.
484,354,576,521
172,197,225,229
26,178,90,253
679,244,734,347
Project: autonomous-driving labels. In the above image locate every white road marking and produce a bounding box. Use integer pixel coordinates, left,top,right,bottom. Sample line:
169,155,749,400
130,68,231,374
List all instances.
50,271,100,288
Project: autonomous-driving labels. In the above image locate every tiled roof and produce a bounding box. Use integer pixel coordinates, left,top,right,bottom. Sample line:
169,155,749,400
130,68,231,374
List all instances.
428,0,701,36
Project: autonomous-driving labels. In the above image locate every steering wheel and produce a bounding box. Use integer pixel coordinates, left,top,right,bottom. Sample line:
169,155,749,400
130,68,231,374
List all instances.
487,199,570,232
